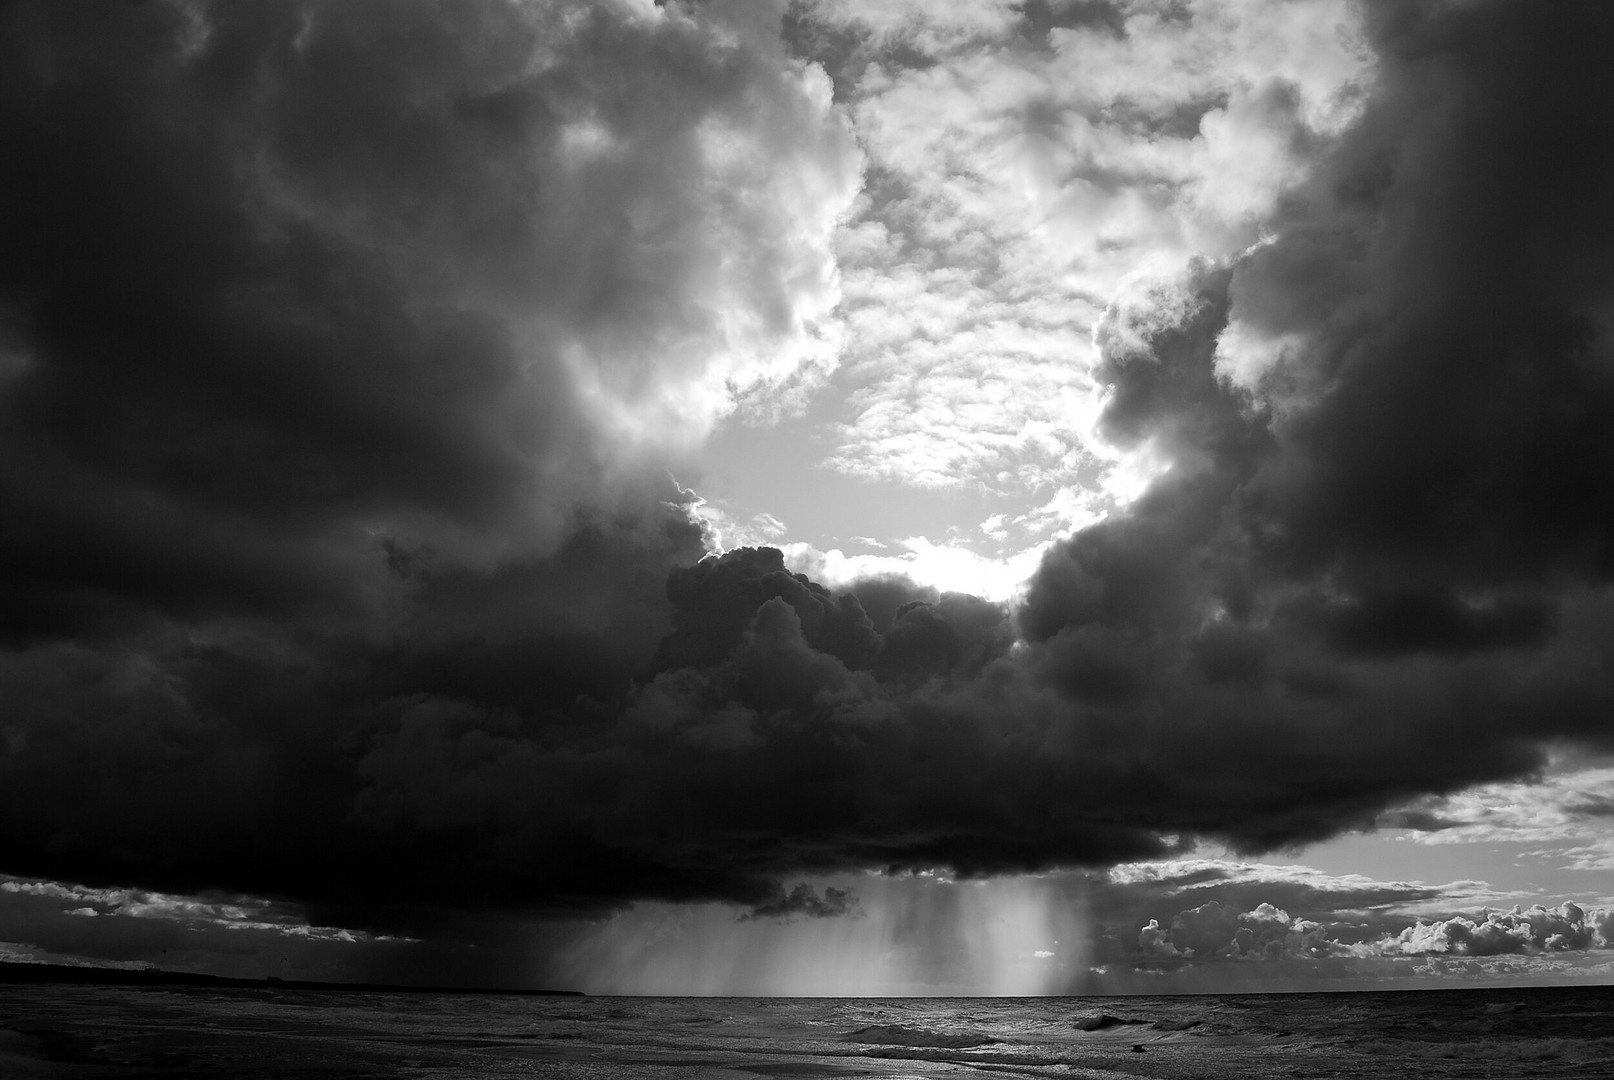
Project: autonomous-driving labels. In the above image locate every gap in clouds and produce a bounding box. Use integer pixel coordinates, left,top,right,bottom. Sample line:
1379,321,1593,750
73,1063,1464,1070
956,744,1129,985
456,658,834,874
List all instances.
695,0,1375,592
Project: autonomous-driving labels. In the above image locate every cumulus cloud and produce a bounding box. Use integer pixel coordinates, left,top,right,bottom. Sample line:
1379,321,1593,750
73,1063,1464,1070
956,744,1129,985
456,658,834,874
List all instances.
1376,904,1613,958
1125,891,1613,970
1137,918,1177,959
1133,900,1335,962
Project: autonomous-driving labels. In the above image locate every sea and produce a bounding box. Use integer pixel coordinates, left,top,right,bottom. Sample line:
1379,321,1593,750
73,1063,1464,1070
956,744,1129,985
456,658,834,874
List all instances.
3,983,1613,1079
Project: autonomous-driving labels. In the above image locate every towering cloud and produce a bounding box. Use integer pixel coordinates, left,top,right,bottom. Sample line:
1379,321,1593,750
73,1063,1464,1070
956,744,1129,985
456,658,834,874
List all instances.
0,0,862,924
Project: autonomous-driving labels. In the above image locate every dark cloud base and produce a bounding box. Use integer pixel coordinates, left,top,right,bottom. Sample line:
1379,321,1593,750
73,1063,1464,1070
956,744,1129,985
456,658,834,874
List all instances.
3,0,1614,946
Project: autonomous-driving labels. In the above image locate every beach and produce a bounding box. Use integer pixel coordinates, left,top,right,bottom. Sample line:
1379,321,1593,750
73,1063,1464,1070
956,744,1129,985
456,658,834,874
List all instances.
3,982,1613,1078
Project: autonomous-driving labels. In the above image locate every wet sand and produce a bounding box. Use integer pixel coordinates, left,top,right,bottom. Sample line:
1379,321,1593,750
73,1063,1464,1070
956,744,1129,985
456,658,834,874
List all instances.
0,1028,62,1078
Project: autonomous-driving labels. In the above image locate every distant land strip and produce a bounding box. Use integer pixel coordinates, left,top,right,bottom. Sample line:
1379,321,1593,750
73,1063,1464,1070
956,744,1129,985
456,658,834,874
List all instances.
0,961,583,996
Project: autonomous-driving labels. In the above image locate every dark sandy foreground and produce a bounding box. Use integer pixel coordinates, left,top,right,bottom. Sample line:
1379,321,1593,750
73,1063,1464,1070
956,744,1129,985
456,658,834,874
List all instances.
5,987,916,1080
5,982,1614,1079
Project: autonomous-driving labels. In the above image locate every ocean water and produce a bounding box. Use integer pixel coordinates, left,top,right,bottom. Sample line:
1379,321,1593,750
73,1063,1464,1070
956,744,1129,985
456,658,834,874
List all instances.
3,984,1612,1078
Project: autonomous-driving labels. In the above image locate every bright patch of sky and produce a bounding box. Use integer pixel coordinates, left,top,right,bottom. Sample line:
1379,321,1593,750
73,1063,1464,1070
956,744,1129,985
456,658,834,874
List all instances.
690,0,1371,594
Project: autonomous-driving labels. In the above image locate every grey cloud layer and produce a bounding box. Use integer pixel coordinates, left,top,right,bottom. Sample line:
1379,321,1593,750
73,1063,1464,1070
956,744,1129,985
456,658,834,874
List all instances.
3,0,1614,945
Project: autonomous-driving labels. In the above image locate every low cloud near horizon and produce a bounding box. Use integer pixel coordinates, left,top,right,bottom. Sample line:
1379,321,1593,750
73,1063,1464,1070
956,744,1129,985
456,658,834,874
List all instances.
3,0,1614,988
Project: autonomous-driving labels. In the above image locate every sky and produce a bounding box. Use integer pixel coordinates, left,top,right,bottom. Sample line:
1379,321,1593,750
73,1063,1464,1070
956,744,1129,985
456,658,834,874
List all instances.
1,0,1613,996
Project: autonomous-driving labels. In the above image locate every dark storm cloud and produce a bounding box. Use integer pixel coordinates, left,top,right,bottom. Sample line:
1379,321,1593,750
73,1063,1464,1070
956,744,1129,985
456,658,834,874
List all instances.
997,0,1614,855
0,0,856,639
692,0,1614,873
656,546,883,671
0,0,866,929
1224,2,1614,589
741,882,860,922
6,0,1614,949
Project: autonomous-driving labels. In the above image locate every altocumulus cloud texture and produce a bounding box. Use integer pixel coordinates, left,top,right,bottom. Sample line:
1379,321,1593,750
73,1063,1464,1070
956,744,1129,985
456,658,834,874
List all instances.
3,0,1614,945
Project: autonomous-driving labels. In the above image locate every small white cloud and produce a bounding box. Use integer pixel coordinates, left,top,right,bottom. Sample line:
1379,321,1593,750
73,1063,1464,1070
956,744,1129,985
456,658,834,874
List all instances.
751,512,789,539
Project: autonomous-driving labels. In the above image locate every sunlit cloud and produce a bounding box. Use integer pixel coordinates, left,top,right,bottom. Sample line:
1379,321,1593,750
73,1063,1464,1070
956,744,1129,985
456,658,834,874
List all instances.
795,0,1371,528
